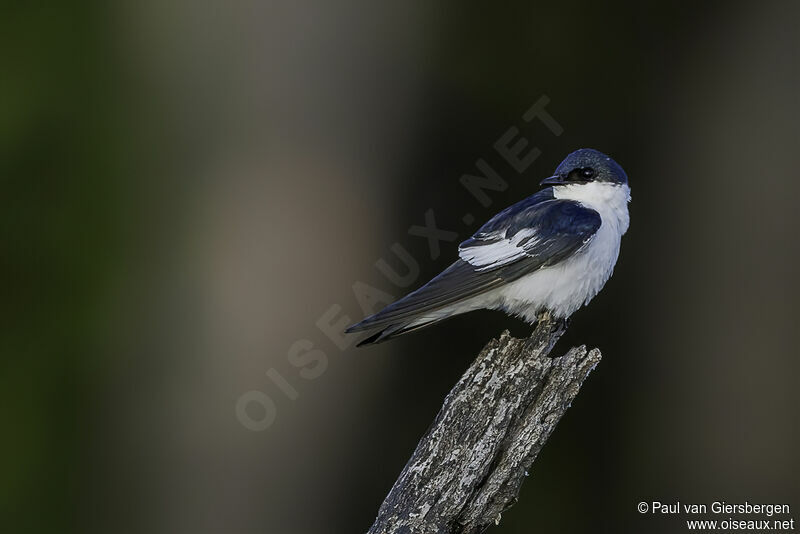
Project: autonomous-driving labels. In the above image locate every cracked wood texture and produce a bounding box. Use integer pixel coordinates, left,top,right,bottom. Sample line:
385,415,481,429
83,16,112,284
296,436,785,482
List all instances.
366,315,602,534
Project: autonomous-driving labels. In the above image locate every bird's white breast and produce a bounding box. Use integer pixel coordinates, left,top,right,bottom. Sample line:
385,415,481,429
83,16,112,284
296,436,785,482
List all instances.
489,182,630,321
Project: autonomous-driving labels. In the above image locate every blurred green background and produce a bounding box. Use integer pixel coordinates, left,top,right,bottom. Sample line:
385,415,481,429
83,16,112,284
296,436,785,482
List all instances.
2,1,798,533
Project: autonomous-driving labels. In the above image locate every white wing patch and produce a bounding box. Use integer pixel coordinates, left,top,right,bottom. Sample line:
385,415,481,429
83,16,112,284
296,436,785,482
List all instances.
458,229,538,271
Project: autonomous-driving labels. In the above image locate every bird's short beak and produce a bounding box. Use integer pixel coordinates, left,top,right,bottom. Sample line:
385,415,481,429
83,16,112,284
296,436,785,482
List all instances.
539,175,568,186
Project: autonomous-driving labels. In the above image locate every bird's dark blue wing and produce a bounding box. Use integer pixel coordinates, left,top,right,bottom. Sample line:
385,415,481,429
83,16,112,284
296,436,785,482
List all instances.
459,194,601,271
346,190,600,334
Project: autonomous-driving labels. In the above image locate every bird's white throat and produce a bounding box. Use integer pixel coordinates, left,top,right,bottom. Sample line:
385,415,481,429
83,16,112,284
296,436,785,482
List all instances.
553,182,631,235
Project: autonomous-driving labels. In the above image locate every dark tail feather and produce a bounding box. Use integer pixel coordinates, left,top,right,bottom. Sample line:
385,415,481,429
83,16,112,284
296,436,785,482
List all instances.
355,318,442,347
345,259,493,335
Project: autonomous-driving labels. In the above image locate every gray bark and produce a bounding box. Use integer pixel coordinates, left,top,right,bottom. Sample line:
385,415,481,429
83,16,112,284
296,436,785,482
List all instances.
367,314,602,534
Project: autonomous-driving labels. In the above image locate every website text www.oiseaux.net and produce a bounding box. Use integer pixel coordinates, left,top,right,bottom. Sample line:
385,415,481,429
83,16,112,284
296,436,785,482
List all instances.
638,501,794,531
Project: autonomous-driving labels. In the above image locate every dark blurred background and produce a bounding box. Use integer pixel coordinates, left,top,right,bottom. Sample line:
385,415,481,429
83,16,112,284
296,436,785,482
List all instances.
2,1,798,533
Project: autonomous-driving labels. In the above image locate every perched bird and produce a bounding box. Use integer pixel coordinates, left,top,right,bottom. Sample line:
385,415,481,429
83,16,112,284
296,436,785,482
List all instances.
347,148,631,345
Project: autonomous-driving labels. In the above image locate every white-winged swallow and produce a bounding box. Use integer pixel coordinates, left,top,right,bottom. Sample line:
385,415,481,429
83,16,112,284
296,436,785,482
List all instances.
346,148,631,345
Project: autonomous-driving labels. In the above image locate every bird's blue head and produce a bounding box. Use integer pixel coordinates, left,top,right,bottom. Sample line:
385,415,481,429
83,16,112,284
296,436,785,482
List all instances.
540,148,628,187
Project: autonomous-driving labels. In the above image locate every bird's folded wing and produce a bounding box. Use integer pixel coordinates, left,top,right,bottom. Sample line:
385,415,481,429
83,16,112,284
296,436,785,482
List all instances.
346,198,601,333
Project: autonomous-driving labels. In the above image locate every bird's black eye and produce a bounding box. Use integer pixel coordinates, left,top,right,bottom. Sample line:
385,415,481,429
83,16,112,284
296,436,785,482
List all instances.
566,167,595,182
